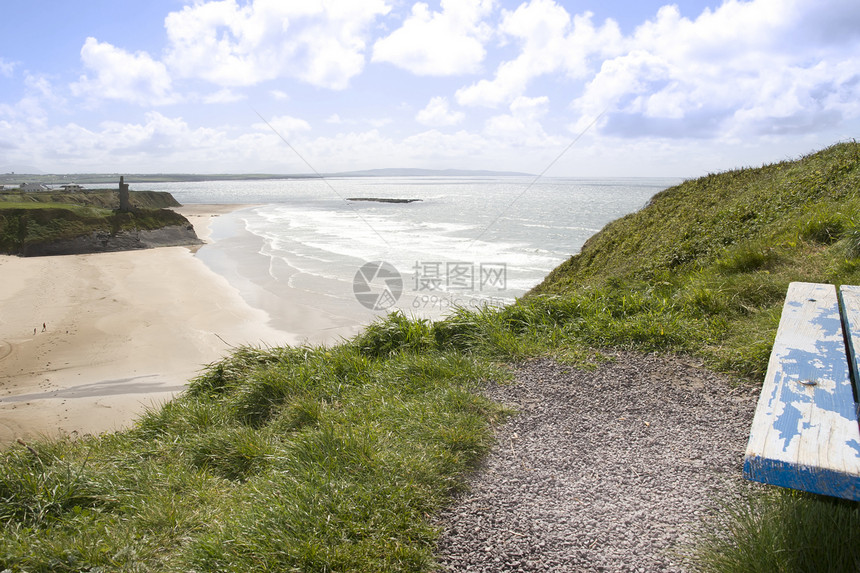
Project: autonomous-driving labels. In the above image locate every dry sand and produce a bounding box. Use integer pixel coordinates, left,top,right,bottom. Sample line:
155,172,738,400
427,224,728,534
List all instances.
0,205,300,445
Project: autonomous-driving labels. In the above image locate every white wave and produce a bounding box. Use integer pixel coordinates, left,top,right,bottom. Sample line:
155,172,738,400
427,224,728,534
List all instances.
186,176,672,327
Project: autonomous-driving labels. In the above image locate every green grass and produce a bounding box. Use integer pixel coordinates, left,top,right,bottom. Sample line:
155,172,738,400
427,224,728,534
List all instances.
0,201,106,213
3,142,860,571
0,205,190,255
0,345,509,572
691,490,860,572
0,190,181,209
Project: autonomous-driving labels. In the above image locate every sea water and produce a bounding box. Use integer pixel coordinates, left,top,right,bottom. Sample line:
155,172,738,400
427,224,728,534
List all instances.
140,176,681,342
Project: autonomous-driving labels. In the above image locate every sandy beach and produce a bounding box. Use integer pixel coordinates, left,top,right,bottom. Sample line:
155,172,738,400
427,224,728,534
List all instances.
0,205,300,444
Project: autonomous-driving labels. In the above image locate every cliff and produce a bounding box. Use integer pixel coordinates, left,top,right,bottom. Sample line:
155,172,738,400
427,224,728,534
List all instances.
0,191,201,256
18,223,201,256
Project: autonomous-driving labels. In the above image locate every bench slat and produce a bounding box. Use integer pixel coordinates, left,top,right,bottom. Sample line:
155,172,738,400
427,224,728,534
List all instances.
838,284,860,421
743,282,860,500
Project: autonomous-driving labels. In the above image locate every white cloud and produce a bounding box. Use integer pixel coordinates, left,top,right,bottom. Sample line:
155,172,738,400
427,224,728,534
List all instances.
203,88,245,104
7,0,860,176
164,0,389,90
97,112,206,148
0,58,16,77
253,114,312,138
570,0,860,139
71,38,176,105
0,112,236,172
297,129,400,172
456,0,622,107
372,0,494,75
400,129,491,166
4,111,317,173
369,117,394,129
301,128,493,172
416,96,464,126
0,74,66,127
451,0,860,146
484,96,562,148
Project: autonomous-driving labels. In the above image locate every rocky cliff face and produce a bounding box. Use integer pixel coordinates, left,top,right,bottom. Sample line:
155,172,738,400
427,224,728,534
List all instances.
21,224,202,256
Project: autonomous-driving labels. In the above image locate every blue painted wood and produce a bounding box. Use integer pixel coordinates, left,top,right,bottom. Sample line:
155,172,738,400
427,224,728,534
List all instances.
743,282,860,500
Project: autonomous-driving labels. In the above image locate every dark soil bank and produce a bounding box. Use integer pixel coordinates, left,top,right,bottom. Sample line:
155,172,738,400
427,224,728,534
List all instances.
20,224,201,256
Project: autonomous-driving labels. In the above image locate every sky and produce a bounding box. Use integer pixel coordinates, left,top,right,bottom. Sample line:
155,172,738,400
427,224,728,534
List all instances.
1,0,859,177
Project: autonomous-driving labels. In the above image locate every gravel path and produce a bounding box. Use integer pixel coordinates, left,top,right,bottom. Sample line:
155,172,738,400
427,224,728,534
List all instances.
435,352,762,572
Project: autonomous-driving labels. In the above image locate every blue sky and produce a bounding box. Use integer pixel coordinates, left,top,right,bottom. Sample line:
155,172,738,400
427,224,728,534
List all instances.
1,0,858,176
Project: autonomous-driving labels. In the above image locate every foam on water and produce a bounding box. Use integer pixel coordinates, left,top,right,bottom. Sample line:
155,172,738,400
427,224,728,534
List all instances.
149,176,681,331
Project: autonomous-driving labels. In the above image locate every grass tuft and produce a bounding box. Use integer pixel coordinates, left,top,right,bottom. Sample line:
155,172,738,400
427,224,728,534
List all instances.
186,426,275,481
844,223,860,260
0,444,116,526
690,490,860,572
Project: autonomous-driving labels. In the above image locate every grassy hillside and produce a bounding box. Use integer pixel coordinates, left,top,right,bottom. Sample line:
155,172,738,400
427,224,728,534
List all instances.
535,141,860,290
1,143,859,571
0,191,188,255
0,189,181,209
524,141,860,378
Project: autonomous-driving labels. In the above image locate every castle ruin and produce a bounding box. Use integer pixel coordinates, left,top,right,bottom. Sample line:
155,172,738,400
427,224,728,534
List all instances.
118,176,130,211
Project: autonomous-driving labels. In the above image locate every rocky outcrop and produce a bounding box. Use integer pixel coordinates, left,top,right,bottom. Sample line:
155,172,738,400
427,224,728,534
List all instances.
346,197,422,204
21,224,202,256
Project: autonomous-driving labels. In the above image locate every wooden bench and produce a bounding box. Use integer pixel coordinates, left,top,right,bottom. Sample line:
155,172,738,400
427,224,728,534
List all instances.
743,282,860,500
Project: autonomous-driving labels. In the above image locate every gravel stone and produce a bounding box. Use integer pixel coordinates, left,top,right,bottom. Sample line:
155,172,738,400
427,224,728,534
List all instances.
434,352,762,572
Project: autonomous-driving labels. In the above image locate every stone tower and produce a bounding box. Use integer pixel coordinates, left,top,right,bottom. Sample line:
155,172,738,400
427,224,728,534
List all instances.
118,176,130,211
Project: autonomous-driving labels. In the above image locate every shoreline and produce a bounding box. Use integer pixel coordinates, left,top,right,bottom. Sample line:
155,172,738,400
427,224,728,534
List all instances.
0,204,299,444
193,204,381,345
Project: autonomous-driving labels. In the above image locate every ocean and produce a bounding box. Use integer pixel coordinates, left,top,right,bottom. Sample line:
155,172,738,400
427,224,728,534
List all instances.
139,176,681,343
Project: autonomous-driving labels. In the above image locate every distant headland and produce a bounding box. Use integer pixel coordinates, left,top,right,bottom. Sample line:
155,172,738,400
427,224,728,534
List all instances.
0,168,533,186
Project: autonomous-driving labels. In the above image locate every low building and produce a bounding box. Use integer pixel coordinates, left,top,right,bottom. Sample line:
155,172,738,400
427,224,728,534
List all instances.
60,184,83,192
19,183,49,192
